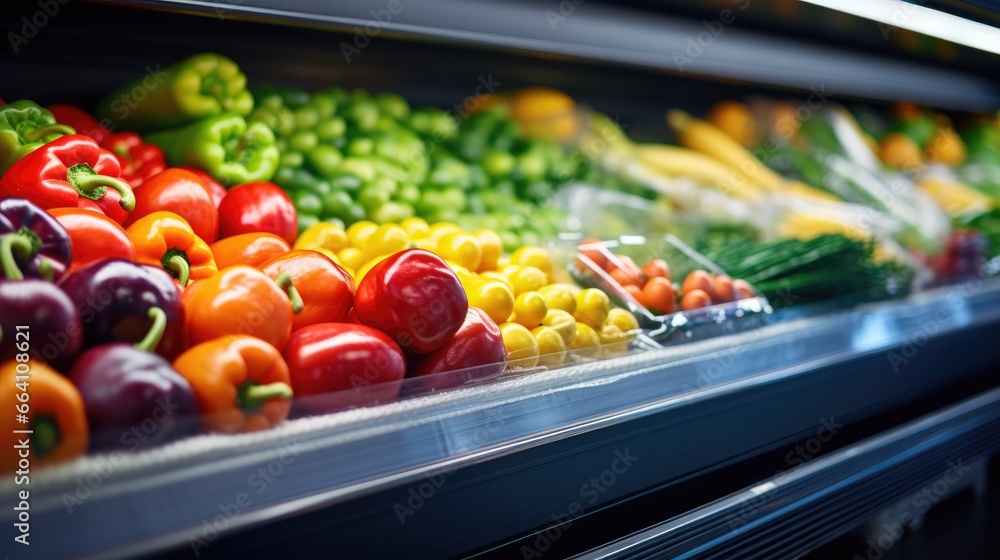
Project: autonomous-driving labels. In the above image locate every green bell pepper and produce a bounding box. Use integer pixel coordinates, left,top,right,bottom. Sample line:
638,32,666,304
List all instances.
0,100,75,174
97,53,254,132
147,113,279,186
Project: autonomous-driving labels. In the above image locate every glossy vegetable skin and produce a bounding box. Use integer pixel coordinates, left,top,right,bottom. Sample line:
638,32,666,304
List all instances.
218,181,298,244
1,360,88,471
406,307,507,392
210,232,291,269
58,258,185,359
183,265,300,351
124,168,219,242
0,279,82,371
147,114,279,186
126,211,218,287
49,208,136,274
0,134,135,225
0,100,75,174
259,250,354,330
173,335,293,433
102,132,167,190
47,104,109,145
178,166,227,207
97,53,254,132
0,197,72,281
284,322,406,412
354,249,469,354
69,308,199,450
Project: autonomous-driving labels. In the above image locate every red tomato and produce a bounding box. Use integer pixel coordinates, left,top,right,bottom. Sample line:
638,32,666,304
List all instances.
218,181,298,244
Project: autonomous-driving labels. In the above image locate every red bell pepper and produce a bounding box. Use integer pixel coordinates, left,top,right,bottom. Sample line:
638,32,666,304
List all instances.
354,249,469,354
284,323,406,412
178,166,227,208
47,104,109,145
102,132,166,190
49,208,136,274
0,134,135,225
124,168,219,242
218,181,297,244
406,308,507,392
259,250,354,330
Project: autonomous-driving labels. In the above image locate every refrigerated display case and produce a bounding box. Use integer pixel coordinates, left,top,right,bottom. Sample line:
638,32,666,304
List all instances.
2,1,1000,559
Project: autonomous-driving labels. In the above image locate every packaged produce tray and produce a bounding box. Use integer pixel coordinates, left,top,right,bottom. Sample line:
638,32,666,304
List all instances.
565,234,773,345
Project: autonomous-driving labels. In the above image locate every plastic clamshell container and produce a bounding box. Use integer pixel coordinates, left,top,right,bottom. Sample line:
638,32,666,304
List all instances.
569,234,773,344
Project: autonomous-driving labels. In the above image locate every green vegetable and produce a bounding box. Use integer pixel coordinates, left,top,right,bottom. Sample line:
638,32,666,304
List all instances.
146,113,279,186
98,53,253,132
705,234,913,307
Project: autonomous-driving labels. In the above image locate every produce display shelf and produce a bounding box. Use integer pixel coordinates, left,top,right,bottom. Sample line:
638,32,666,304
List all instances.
575,384,1000,559
6,279,1000,559
92,0,1000,111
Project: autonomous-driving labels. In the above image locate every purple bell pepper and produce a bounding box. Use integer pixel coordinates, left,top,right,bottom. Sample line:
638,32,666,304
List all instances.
0,197,71,281
70,308,199,451
0,278,82,372
58,258,185,359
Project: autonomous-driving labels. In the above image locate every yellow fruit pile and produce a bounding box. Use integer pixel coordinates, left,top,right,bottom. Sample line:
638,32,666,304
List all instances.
294,218,642,367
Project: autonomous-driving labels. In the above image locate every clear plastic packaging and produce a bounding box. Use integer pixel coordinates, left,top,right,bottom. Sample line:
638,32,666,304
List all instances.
557,233,773,345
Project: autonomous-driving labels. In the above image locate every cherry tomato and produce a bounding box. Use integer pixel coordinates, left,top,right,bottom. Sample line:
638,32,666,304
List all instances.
623,284,648,308
610,267,642,288
733,279,756,300
641,258,670,281
713,274,735,303
578,238,607,270
682,270,716,300
642,276,676,314
681,288,713,310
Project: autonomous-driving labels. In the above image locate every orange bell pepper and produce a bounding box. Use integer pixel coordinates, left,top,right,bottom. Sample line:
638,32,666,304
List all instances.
210,232,291,269
1,360,88,472
184,265,302,351
126,211,218,287
258,250,355,331
173,335,293,433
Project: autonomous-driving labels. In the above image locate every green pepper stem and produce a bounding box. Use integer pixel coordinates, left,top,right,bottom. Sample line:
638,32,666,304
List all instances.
166,255,191,287
24,124,76,142
32,415,60,458
73,174,136,212
275,272,304,314
134,307,167,353
36,256,55,282
0,232,32,280
237,381,293,411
